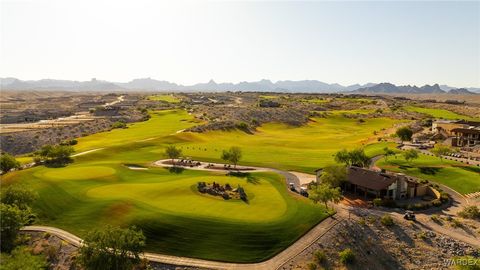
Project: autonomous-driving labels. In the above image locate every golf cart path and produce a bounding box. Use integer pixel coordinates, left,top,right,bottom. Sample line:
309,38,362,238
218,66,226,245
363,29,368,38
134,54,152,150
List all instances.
153,159,308,189
71,148,105,157
23,216,344,270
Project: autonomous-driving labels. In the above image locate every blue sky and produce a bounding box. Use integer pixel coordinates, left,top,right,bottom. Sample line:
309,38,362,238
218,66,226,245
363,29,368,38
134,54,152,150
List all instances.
1,0,479,87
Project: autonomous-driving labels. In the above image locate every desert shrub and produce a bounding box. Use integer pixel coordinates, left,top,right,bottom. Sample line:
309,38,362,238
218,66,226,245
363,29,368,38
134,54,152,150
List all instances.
358,217,366,226
431,214,441,223
307,262,317,270
367,216,377,224
458,206,480,220
380,214,394,227
372,198,382,207
432,199,442,207
450,219,462,228
314,250,326,263
417,231,427,240
339,248,355,264
111,121,127,129
235,122,249,132
440,192,449,202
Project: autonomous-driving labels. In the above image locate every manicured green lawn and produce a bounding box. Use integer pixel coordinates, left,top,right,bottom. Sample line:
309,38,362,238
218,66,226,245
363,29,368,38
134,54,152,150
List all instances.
147,94,181,103
74,110,201,152
376,154,480,194
327,109,376,115
169,116,403,173
259,95,280,99
403,106,479,121
300,98,329,104
4,165,328,262
3,109,407,262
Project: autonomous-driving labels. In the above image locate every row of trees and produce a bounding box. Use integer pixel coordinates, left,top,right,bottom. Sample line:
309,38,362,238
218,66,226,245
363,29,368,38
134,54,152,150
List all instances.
334,148,370,167
0,153,20,174
34,144,75,166
165,145,243,168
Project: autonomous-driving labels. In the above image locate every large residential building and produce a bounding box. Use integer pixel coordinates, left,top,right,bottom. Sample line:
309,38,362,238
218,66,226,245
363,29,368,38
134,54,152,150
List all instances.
315,166,431,200
451,128,480,147
432,120,480,146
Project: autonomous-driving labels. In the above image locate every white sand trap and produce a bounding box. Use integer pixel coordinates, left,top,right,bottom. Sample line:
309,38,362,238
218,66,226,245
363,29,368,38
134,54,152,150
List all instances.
125,165,149,170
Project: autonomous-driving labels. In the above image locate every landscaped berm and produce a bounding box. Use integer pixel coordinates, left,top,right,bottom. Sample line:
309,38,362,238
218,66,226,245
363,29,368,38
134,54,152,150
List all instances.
2,109,401,262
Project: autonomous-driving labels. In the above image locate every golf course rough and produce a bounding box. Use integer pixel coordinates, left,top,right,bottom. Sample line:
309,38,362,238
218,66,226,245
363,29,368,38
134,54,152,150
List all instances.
3,109,415,262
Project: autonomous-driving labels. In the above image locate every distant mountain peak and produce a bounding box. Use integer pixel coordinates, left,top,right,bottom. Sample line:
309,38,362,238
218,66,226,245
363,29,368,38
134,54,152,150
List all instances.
1,77,477,93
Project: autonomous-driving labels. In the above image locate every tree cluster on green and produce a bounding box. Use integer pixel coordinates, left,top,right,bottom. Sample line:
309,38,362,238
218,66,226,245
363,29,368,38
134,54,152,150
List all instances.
78,226,146,270
0,246,47,270
0,185,38,252
221,147,242,168
111,121,127,129
334,148,370,167
383,147,396,160
403,149,419,163
319,165,347,188
34,144,74,166
430,144,453,161
396,127,413,141
165,145,182,166
0,153,20,174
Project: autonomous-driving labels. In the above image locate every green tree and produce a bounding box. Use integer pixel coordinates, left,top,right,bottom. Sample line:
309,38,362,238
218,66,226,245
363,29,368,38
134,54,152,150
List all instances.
396,127,413,141
221,150,231,166
334,149,351,165
348,148,370,167
221,147,242,169
0,246,47,270
78,226,146,270
0,153,20,174
403,149,419,164
310,184,342,210
1,184,38,210
165,145,182,166
335,148,369,167
228,147,242,168
0,204,25,252
431,144,453,161
35,145,74,166
111,121,127,129
383,147,396,161
319,165,347,187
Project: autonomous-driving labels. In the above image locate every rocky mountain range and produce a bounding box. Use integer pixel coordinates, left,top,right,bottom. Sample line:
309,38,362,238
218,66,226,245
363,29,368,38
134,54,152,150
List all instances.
353,82,478,94
1,77,478,94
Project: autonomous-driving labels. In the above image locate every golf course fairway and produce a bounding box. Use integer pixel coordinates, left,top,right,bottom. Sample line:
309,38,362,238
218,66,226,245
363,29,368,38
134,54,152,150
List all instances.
3,109,409,262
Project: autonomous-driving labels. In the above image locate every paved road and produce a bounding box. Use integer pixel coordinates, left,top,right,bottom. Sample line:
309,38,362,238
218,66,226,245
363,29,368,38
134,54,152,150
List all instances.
153,159,304,191
23,216,344,270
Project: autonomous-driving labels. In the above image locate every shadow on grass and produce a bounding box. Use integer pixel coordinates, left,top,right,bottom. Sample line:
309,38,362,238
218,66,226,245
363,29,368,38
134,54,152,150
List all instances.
419,167,441,175
461,166,480,173
227,171,260,185
169,167,185,174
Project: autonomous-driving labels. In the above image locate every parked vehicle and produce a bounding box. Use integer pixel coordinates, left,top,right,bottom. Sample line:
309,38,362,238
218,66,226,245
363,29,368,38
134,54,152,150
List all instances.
404,210,416,220
300,187,309,198
289,182,296,192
